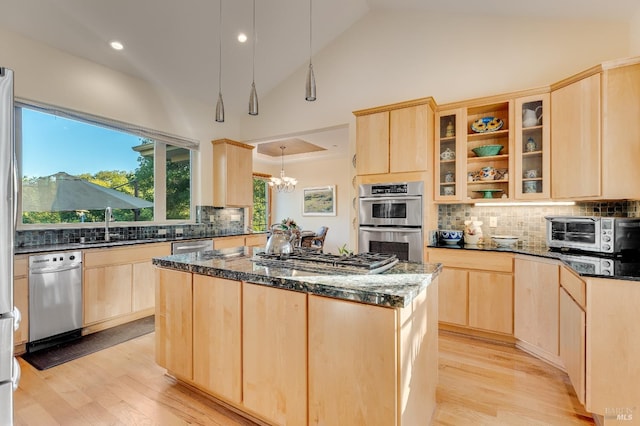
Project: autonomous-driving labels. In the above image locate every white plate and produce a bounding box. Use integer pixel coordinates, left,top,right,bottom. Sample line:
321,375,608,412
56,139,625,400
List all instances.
491,235,518,247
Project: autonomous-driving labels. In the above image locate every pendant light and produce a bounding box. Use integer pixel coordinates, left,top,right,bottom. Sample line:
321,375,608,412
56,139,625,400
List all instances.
305,0,316,101
269,146,297,192
248,0,259,115
215,0,225,122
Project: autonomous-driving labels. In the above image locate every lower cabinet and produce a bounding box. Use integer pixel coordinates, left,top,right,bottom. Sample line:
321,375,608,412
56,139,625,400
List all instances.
468,271,513,334
193,275,242,404
13,255,29,348
427,248,513,336
84,264,133,324
559,287,585,405
438,267,468,326
84,243,170,326
155,267,439,426
155,268,193,381
242,283,307,425
514,256,560,362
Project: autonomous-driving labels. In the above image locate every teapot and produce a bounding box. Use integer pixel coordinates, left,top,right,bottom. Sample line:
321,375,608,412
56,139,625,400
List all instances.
464,220,484,245
522,106,543,128
265,230,295,257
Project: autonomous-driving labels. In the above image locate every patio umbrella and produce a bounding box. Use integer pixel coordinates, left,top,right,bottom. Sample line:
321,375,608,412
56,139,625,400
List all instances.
22,172,153,212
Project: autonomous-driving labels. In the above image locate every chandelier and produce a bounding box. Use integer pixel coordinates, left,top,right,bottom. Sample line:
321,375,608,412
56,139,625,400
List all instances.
269,146,297,192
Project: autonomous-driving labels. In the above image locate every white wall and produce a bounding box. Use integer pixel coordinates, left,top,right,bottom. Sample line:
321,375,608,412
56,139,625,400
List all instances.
0,27,241,208
631,9,640,54
238,10,631,141
271,155,352,254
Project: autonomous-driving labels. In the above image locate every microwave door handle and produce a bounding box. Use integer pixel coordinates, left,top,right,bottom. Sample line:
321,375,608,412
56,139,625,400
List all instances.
359,196,422,202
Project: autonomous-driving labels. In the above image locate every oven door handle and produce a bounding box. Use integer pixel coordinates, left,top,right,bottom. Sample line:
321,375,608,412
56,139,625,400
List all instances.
359,226,422,233
359,196,422,202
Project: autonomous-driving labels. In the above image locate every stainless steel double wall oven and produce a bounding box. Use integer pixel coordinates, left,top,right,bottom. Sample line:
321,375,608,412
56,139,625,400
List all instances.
358,181,423,262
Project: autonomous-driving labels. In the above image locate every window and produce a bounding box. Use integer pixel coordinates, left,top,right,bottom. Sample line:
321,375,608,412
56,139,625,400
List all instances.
252,175,271,232
17,102,195,226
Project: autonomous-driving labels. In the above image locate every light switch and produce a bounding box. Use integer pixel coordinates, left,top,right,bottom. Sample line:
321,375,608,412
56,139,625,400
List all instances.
489,217,498,228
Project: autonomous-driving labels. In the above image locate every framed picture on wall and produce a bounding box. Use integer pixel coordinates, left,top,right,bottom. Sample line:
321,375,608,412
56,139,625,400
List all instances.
302,185,336,216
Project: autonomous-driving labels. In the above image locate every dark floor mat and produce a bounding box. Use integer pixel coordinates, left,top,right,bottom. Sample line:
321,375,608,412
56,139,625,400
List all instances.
21,315,155,370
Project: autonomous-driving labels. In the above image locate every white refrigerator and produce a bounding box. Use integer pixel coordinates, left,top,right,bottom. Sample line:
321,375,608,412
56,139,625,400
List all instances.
0,67,21,426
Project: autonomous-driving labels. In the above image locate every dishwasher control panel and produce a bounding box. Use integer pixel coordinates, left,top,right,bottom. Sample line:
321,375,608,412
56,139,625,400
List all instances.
29,251,82,270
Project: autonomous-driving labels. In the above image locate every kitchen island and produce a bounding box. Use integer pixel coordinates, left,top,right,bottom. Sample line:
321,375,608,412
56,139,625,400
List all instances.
153,248,441,426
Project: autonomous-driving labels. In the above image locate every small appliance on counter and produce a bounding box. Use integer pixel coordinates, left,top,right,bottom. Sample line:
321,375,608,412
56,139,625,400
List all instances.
545,216,640,256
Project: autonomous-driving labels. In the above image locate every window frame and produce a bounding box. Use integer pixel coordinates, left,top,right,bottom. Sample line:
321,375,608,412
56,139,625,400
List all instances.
15,99,198,230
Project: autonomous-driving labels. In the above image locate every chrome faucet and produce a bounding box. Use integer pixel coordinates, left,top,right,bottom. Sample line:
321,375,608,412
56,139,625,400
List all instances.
105,206,112,241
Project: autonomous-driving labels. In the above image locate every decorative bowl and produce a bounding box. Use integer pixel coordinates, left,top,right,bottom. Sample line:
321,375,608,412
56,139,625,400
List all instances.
491,235,519,247
440,230,463,245
471,117,504,133
472,144,504,157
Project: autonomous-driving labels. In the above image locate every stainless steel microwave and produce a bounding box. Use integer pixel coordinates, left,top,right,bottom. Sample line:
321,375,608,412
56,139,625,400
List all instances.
545,216,640,255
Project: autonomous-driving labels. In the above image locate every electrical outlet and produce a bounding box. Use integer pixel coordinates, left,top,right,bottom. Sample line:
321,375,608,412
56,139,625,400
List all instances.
158,229,167,236
175,228,184,235
209,215,215,222
489,217,498,228
231,214,241,221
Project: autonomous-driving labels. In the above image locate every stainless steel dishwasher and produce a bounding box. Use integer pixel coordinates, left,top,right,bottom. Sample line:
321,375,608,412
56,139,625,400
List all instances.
28,251,83,352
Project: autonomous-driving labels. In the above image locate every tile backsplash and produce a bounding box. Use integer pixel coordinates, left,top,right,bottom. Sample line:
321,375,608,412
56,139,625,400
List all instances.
438,201,635,249
16,206,245,249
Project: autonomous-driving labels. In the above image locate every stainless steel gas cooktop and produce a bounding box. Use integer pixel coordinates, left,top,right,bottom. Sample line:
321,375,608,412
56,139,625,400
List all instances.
252,249,399,274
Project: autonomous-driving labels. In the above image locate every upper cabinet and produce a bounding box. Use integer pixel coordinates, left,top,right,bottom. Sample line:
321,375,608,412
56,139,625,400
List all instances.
354,98,435,176
551,59,640,200
464,100,514,202
212,139,255,207
514,93,550,199
435,108,465,201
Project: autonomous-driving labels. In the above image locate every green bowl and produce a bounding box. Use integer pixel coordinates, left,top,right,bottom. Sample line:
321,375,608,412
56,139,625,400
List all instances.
472,144,503,157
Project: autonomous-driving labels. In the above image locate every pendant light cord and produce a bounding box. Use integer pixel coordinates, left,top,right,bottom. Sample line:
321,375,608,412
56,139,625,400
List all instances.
309,0,313,65
252,0,256,83
218,0,222,93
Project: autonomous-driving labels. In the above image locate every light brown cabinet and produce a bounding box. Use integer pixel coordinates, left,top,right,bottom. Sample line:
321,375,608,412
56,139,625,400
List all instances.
242,283,308,425
154,265,439,426
212,139,255,207
84,243,170,326
193,275,242,404
354,98,435,176
514,93,550,199
551,60,640,200
559,286,585,405
13,255,28,349
434,108,466,201
514,256,560,364
308,280,438,426
427,248,513,336
437,267,468,325
155,267,193,381
468,271,513,334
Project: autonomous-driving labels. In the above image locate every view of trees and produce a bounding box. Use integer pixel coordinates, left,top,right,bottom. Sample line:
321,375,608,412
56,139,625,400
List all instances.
21,139,190,224
252,177,268,232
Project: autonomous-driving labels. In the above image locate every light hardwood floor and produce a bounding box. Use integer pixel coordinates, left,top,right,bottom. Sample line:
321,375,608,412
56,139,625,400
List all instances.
14,331,594,425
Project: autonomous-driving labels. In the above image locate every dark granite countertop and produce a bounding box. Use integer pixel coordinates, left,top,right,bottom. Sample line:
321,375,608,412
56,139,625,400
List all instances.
153,248,442,308
427,243,640,282
14,233,265,255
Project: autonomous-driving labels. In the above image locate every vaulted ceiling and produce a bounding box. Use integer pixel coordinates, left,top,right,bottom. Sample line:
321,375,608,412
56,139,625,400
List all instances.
1,0,638,162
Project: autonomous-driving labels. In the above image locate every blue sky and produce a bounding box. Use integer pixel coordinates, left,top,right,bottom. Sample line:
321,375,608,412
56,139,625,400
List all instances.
21,108,142,178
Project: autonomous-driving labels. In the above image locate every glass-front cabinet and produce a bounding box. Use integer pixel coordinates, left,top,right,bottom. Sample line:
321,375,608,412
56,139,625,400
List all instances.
515,93,550,199
435,108,465,202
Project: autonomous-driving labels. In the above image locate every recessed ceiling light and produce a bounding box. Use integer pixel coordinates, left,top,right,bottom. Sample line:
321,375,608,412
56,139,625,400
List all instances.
110,41,124,51
237,33,247,43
